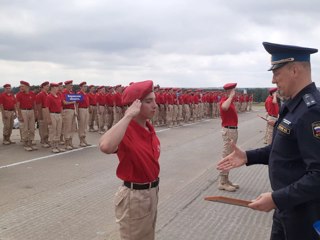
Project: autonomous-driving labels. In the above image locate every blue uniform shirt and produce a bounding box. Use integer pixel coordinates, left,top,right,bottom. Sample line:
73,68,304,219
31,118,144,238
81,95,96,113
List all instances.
246,82,320,210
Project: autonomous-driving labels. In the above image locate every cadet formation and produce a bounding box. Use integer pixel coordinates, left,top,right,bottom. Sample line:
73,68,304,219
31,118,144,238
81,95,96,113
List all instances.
0,81,253,154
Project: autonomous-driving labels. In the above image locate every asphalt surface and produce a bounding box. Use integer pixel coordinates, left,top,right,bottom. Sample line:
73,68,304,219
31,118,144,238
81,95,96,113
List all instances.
0,106,273,240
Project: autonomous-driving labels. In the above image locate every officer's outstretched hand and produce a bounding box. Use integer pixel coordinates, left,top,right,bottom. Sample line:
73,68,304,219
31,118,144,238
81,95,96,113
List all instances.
125,99,141,118
217,141,247,171
248,192,276,212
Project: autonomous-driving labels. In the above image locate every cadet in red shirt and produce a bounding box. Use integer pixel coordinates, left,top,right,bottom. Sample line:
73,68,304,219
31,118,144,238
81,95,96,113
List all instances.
0,84,17,145
218,83,239,192
88,85,98,132
45,83,65,153
16,80,38,151
99,80,160,240
77,82,91,147
264,87,279,144
36,81,50,148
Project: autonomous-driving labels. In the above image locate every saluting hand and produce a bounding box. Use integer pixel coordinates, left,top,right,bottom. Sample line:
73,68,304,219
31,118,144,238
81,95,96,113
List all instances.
248,192,276,212
217,141,247,171
124,99,141,118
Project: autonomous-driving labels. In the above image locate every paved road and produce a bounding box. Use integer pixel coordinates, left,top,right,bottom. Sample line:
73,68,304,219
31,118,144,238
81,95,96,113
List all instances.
0,106,273,240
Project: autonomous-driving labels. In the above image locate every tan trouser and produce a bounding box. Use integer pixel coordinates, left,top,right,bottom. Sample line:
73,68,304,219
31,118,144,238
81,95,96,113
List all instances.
221,128,238,158
89,106,97,129
20,110,35,142
152,105,159,125
172,105,178,125
48,113,62,142
2,110,14,139
166,105,173,126
113,106,122,126
97,106,106,131
265,115,277,145
177,105,183,122
63,109,77,139
159,104,165,125
115,185,159,240
184,104,190,122
78,108,89,138
39,109,49,143
106,106,114,129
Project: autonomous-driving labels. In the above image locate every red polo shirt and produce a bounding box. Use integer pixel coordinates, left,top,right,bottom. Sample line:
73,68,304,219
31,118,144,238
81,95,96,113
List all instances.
1,93,16,110
88,92,97,106
45,94,62,113
116,120,160,183
113,93,122,107
77,91,89,108
219,96,238,127
36,91,48,107
16,91,36,109
96,93,106,105
265,96,279,117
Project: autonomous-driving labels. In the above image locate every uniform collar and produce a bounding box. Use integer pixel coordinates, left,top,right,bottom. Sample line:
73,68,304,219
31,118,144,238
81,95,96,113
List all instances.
285,82,317,113
131,119,155,136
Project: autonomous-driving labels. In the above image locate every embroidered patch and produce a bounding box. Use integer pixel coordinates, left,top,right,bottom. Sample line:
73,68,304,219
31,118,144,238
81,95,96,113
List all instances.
277,124,291,134
312,122,320,139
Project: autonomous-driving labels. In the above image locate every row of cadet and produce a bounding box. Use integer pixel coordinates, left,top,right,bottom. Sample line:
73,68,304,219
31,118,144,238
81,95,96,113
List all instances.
0,80,253,152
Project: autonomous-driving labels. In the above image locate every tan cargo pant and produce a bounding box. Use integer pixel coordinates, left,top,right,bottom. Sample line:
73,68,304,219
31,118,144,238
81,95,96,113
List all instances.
221,128,238,158
265,115,277,145
2,110,15,139
97,105,106,131
48,113,62,142
113,107,122,126
89,105,98,130
39,109,49,143
20,110,35,142
78,108,89,138
114,185,159,240
63,109,77,139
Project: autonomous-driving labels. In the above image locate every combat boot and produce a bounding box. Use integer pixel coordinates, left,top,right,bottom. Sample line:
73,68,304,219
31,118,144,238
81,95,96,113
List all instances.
24,141,33,151
83,137,91,146
65,139,73,150
79,137,87,147
3,135,10,145
226,174,240,189
218,173,237,192
70,138,78,149
51,141,60,153
29,140,38,150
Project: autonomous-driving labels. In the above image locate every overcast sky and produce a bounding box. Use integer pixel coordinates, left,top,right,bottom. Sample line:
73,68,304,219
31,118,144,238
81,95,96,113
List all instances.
1,0,320,88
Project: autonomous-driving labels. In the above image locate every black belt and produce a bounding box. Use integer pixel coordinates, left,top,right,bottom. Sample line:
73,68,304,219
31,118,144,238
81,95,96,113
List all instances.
124,178,159,190
224,126,238,129
21,108,32,110
79,107,88,109
50,112,61,114
4,109,14,111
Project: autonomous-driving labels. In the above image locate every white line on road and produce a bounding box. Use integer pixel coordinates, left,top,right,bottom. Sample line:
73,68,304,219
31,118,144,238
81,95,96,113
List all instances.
0,145,97,169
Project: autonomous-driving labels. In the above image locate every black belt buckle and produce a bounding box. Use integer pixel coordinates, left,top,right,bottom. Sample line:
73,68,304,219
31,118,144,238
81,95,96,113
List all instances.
124,178,159,190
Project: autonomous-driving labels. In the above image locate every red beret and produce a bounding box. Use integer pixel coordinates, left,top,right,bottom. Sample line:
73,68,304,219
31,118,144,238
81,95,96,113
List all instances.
269,87,277,94
20,80,30,87
41,81,49,88
58,82,63,85
3,84,11,88
79,81,87,87
122,80,154,105
50,83,59,87
223,83,237,90
64,80,73,85
97,86,104,90
88,85,94,89
129,82,134,86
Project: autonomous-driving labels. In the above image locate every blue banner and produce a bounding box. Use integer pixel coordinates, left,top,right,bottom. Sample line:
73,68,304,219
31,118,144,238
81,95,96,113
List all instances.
66,94,83,102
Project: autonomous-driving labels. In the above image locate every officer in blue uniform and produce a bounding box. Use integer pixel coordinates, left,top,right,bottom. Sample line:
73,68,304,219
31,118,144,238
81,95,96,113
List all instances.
217,42,320,240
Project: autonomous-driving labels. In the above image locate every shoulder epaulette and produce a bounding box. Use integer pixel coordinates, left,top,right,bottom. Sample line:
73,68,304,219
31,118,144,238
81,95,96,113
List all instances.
303,93,317,107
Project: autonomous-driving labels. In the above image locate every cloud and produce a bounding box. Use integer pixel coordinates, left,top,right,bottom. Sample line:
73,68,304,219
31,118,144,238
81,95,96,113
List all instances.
0,0,320,87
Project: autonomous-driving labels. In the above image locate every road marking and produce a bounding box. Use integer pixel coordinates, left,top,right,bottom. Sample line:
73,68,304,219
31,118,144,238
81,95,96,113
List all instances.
0,145,97,169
